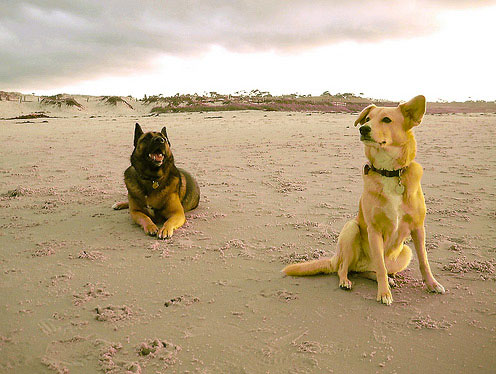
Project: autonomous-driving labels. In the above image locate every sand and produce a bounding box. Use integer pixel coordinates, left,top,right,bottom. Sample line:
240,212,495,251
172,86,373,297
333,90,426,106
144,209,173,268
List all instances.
0,97,495,373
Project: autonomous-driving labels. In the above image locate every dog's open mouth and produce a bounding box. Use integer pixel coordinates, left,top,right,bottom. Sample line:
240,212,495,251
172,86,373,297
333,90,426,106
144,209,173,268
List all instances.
149,152,164,164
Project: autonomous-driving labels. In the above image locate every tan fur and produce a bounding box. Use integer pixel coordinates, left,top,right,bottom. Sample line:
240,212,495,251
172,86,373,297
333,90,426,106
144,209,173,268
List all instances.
282,95,445,305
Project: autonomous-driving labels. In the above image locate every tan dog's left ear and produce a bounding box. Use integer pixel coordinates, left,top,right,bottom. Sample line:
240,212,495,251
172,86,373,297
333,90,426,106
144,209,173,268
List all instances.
354,104,376,127
399,95,426,128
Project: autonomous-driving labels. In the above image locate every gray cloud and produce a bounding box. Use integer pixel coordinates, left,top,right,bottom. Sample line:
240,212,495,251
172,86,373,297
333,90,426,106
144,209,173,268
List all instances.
1,0,494,88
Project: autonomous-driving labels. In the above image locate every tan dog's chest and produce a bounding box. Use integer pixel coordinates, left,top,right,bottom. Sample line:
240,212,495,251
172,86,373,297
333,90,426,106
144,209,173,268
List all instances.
375,177,411,252
361,173,417,254
380,177,404,225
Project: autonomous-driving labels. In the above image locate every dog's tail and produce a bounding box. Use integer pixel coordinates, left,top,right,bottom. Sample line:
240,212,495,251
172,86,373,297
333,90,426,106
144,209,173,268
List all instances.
282,256,338,276
283,220,360,277
112,201,129,210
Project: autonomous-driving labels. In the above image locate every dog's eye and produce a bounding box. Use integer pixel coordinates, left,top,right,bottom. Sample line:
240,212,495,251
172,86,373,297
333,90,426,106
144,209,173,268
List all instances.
382,117,392,123
365,117,370,123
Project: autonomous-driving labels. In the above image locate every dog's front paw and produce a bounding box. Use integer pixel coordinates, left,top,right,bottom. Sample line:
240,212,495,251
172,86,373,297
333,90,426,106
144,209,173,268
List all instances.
425,279,445,294
339,278,353,290
377,288,393,305
143,223,159,236
157,225,174,240
112,201,128,210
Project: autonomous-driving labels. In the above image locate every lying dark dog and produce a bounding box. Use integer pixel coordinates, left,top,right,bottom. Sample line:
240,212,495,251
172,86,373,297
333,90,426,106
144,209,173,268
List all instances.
113,123,200,239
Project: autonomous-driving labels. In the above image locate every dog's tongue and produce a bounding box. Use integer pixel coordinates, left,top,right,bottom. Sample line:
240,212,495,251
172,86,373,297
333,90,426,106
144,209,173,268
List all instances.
149,153,164,162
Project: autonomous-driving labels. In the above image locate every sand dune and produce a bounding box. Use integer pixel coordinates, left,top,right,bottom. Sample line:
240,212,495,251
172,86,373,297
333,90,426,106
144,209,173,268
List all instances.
0,100,495,373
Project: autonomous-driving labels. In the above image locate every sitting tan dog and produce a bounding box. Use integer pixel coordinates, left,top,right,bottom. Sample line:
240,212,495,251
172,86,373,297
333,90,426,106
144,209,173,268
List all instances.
283,95,445,305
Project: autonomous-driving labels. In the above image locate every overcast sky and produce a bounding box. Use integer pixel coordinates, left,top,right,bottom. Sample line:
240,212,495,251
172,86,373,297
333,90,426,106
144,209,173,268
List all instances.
1,0,495,100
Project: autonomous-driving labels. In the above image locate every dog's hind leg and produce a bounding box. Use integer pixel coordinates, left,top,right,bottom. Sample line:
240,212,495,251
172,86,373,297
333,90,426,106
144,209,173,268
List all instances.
360,244,412,287
336,220,361,290
387,244,412,274
360,272,397,287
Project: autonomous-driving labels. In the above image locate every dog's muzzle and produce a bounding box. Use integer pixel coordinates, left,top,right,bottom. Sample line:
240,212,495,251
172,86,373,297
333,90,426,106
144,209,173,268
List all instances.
359,125,371,136
359,125,372,141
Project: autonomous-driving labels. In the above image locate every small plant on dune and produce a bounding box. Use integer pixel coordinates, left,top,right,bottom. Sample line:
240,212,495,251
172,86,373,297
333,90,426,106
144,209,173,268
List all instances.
41,95,84,109
64,98,83,108
101,96,133,109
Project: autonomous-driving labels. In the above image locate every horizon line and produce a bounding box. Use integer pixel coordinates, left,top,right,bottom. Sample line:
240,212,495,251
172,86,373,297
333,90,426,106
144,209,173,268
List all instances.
2,90,495,104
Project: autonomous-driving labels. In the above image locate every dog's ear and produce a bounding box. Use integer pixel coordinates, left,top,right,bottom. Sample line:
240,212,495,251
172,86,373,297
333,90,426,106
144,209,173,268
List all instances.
161,126,171,146
399,95,426,128
134,123,144,147
354,104,376,127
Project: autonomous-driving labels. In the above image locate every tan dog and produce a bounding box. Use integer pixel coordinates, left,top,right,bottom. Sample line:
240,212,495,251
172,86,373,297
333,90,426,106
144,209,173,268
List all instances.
282,95,445,305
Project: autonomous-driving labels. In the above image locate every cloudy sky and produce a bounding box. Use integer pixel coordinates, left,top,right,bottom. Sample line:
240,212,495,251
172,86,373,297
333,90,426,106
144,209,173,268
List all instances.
1,0,495,101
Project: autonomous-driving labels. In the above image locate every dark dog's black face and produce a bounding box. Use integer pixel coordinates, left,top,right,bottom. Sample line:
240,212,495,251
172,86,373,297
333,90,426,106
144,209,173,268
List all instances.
132,123,172,170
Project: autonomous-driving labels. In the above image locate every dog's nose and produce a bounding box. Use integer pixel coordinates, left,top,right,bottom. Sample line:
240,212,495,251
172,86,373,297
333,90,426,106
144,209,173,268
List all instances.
359,126,371,136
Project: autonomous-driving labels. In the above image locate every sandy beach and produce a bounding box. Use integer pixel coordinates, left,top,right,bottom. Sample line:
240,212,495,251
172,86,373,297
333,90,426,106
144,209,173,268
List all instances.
1,98,495,373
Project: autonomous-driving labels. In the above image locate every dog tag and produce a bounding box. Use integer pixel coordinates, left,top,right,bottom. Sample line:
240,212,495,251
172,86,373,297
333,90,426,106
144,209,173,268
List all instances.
152,181,159,189
395,184,405,194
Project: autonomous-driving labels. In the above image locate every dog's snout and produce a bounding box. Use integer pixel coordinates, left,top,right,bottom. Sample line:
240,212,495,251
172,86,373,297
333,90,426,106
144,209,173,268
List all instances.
359,126,371,136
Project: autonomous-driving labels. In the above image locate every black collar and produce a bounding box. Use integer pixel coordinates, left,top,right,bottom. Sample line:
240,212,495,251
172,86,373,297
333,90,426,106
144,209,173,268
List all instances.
134,168,162,189
364,163,406,178
137,172,157,182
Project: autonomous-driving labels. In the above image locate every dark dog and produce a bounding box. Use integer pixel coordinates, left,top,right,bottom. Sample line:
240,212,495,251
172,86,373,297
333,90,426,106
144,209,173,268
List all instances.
113,123,200,239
